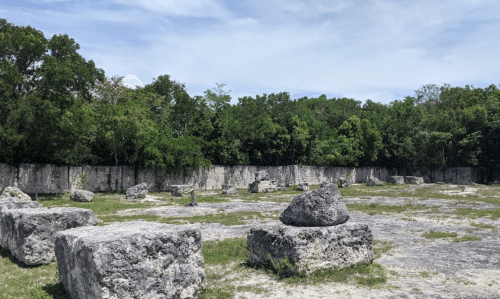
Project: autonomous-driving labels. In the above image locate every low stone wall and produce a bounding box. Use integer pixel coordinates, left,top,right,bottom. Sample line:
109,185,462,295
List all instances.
0,163,493,194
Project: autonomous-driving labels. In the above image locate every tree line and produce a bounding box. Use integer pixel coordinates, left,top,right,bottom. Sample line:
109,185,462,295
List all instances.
1,19,499,177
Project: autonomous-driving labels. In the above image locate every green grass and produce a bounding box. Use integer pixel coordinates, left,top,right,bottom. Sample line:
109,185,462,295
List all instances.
452,235,482,243
470,222,498,231
422,230,458,239
453,208,500,220
346,203,428,215
372,239,395,259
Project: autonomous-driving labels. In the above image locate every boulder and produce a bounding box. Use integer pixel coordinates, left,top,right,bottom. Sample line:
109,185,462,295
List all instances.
0,197,19,203
367,176,382,186
249,180,277,193
221,184,236,195
297,182,309,191
0,187,31,202
320,181,334,188
0,207,97,265
171,185,193,197
247,222,374,275
280,184,350,226
339,177,351,188
70,189,94,202
404,176,424,184
254,170,270,182
0,200,44,238
55,221,205,299
388,176,404,185
126,183,149,199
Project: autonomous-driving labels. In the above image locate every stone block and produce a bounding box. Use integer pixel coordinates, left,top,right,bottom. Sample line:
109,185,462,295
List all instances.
388,176,404,185
297,182,309,191
126,183,149,199
367,177,382,186
247,222,374,275
320,181,335,188
339,177,351,188
82,166,111,192
0,200,44,238
121,166,136,191
255,170,270,182
249,180,277,193
456,167,473,185
55,221,205,299
171,185,193,197
0,207,97,265
136,169,158,192
221,184,236,194
404,176,424,184
17,164,69,193
70,190,94,202
0,187,31,201
69,166,83,191
280,184,349,226
444,168,456,184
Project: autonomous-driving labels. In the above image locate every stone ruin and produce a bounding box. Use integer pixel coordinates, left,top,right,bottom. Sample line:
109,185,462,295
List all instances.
248,170,278,193
388,176,404,185
367,176,383,186
247,184,374,275
126,182,149,199
404,176,424,184
222,184,236,194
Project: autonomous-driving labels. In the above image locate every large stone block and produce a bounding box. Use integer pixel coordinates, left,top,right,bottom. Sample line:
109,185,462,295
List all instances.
456,167,473,185
249,180,277,193
388,176,404,185
0,200,44,238
121,166,136,191
280,184,349,226
221,184,236,194
0,207,97,265
126,183,149,199
55,221,205,299
254,170,270,182
0,163,17,191
171,185,193,197
367,177,382,186
82,166,111,192
339,177,351,188
444,168,457,184
297,182,309,191
247,222,374,275
404,176,424,184
70,190,94,202
109,166,122,191
17,164,69,193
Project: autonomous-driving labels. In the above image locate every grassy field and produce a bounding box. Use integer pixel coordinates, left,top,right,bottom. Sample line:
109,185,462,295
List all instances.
0,183,499,298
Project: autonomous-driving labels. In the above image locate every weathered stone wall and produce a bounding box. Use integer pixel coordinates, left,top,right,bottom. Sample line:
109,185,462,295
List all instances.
0,163,495,194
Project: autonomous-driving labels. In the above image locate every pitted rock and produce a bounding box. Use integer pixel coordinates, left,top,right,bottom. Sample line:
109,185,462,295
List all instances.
297,182,309,191
279,184,350,226
222,184,236,194
126,182,149,199
339,177,351,188
388,176,404,185
254,170,270,182
367,176,382,186
0,187,31,201
70,189,94,202
405,176,424,184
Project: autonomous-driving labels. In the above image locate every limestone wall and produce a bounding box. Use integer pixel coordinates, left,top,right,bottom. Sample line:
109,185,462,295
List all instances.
0,163,494,194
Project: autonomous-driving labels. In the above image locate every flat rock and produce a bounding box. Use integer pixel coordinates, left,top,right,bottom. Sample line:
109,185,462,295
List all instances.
70,189,94,202
247,222,374,275
279,184,350,226
0,207,97,265
126,182,149,199
388,176,404,185
367,176,382,186
55,221,205,299
405,176,424,184
0,187,31,201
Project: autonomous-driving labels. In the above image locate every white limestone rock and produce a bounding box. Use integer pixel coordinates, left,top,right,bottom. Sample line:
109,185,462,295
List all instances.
171,185,193,197
248,180,277,193
254,170,270,182
297,182,309,191
0,187,31,201
367,176,382,186
388,176,404,185
126,182,149,199
339,177,351,188
0,207,97,265
70,189,94,202
221,184,236,194
404,176,424,184
55,221,206,299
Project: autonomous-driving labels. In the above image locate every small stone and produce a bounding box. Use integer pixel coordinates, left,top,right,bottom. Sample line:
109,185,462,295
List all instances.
221,184,236,194
367,177,382,186
339,177,351,188
388,176,404,185
0,187,31,202
297,182,309,191
404,176,424,184
70,189,94,202
280,184,350,226
126,183,149,199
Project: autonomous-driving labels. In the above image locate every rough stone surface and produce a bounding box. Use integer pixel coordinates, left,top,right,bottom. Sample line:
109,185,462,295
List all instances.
0,197,19,203
221,184,236,194
339,177,351,188
249,180,277,193
70,189,94,202
0,207,97,265
388,176,404,185
404,176,424,184
126,183,149,199
0,200,44,238
0,187,31,201
320,181,334,188
247,222,374,274
280,185,350,226
55,221,206,299
171,185,193,197
297,182,309,191
254,170,271,182
367,176,382,186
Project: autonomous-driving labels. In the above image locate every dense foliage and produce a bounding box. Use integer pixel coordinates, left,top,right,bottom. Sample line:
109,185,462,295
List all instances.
1,19,499,176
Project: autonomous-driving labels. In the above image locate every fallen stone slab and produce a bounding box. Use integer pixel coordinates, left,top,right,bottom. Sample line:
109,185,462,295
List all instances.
55,221,206,299
0,201,45,238
0,187,31,201
388,176,404,185
339,177,351,188
0,207,97,265
367,176,382,186
221,184,236,194
405,176,424,184
249,180,277,193
280,184,350,226
126,182,149,199
297,182,309,191
70,189,94,202
247,222,374,275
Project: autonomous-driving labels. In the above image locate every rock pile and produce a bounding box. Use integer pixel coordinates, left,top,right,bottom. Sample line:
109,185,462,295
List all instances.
248,171,277,193
247,184,374,275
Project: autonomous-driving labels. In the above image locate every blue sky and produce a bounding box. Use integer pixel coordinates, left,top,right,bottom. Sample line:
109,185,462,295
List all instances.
2,0,499,104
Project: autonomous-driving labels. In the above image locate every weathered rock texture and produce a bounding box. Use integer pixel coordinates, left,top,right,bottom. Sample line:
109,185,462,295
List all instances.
297,182,309,191
221,184,236,194
0,163,495,193
404,176,424,184
55,221,206,299
249,180,277,193
280,185,350,226
320,181,335,188
247,222,374,274
171,185,193,197
0,207,97,265
0,187,31,201
70,190,94,202
339,177,351,188
367,177,382,186
255,170,270,182
126,183,148,199
388,176,404,185
0,200,44,238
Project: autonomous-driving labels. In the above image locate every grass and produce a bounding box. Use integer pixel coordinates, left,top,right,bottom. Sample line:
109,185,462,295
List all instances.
372,239,395,259
346,203,428,215
422,230,458,239
470,222,498,231
452,235,482,243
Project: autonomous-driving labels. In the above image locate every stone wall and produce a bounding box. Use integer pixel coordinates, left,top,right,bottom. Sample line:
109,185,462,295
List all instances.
0,163,494,194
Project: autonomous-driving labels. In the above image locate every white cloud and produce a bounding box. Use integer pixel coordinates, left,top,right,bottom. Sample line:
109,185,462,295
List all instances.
123,74,143,89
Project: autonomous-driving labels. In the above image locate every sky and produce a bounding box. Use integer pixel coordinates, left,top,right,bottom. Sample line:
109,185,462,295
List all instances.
2,0,499,105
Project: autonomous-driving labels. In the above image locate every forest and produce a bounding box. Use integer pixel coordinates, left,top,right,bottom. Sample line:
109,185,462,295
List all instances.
1,18,499,176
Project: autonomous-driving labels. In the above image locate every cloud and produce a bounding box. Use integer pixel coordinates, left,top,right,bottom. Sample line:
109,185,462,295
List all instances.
123,74,143,89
